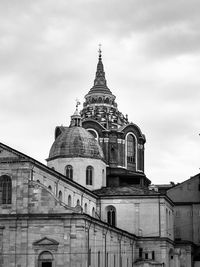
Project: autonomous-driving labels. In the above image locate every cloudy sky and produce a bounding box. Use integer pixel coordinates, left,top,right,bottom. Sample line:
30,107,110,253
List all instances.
0,0,199,184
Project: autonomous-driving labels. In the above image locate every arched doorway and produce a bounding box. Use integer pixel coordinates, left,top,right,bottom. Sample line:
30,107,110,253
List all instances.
38,251,54,267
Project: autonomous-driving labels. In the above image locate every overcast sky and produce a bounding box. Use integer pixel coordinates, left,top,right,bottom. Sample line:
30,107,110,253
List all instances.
0,0,199,184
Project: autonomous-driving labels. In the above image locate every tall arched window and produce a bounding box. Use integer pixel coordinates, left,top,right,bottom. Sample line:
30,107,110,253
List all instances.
84,203,88,213
87,129,99,141
66,165,73,180
76,199,80,206
38,251,53,267
0,175,12,204
92,207,95,217
68,195,72,207
48,185,52,191
58,191,62,202
86,166,93,185
106,206,116,227
127,134,136,164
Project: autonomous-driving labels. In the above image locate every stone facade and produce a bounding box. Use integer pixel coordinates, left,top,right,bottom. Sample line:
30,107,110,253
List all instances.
0,50,194,267
167,173,200,265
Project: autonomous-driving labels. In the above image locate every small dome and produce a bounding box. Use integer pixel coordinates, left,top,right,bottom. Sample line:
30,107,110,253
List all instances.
48,126,104,160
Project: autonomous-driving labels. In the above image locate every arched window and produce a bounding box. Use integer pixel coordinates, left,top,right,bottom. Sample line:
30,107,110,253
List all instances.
102,169,106,186
66,165,73,180
92,207,95,217
87,129,99,141
76,199,80,206
48,185,52,191
127,134,136,164
58,191,62,202
0,175,12,204
86,166,93,185
106,206,116,227
84,203,88,213
68,195,72,207
38,251,53,267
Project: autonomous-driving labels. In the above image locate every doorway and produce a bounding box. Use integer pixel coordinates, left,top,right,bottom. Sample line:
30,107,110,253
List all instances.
42,263,52,267
39,251,53,267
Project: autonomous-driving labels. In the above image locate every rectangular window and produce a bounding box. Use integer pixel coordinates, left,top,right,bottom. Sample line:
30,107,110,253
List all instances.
106,252,108,267
139,248,143,258
88,248,91,266
145,253,148,259
98,251,100,267
152,251,155,260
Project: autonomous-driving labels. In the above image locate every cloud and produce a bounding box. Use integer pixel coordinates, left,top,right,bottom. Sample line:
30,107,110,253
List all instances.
0,0,199,184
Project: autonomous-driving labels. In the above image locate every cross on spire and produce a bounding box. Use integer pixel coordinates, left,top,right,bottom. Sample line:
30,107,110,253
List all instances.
75,98,81,110
98,43,102,59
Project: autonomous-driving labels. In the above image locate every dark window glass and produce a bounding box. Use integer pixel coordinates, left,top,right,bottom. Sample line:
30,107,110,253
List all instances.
86,166,93,185
66,165,73,179
98,251,101,267
58,191,62,201
139,248,143,258
107,206,116,227
68,195,72,207
0,175,12,204
127,134,135,164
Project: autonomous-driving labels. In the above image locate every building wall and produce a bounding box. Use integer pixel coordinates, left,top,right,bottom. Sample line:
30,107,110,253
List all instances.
100,197,174,240
47,157,106,190
167,174,200,245
0,170,137,267
167,174,200,203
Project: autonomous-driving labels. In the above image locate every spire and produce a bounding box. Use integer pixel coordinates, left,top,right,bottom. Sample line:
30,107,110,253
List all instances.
87,45,112,95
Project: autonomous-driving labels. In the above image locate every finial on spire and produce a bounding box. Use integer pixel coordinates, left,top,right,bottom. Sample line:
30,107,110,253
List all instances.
98,43,102,59
70,98,82,127
75,98,81,111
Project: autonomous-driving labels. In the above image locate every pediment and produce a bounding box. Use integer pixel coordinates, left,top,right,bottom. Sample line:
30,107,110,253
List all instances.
33,237,59,246
0,143,27,162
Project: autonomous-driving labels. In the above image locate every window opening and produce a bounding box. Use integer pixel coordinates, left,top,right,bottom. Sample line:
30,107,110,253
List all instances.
127,134,135,164
86,166,93,185
68,195,72,207
0,175,12,204
84,203,87,213
107,206,116,226
48,185,52,191
58,191,62,201
139,248,143,258
38,251,53,267
92,207,95,217
66,165,73,180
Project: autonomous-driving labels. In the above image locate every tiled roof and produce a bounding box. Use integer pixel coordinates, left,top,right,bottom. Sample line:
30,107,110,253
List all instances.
48,126,104,160
93,186,160,196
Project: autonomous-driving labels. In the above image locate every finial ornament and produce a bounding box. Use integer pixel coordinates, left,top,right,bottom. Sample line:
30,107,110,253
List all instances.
75,98,81,111
98,43,102,58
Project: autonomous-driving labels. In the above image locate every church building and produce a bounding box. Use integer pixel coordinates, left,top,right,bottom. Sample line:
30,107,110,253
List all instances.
0,49,193,267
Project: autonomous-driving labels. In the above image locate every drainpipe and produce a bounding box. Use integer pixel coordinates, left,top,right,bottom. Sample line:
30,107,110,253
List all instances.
118,233,122,267
104,227,109,267
159,196,161,237
87,219,92,267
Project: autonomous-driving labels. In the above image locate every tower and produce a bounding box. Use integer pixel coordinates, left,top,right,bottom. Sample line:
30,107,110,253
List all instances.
81,49,150,187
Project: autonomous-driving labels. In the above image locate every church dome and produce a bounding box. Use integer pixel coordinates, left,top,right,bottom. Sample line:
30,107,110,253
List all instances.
48,126,104,161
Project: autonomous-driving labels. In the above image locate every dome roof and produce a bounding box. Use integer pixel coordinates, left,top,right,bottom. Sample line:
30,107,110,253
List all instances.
48,126,104,161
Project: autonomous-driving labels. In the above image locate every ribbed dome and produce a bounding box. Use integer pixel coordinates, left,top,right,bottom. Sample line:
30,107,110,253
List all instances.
48,126,104,160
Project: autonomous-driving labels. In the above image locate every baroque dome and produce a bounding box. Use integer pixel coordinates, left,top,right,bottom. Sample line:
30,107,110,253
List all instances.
48,126,104,160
